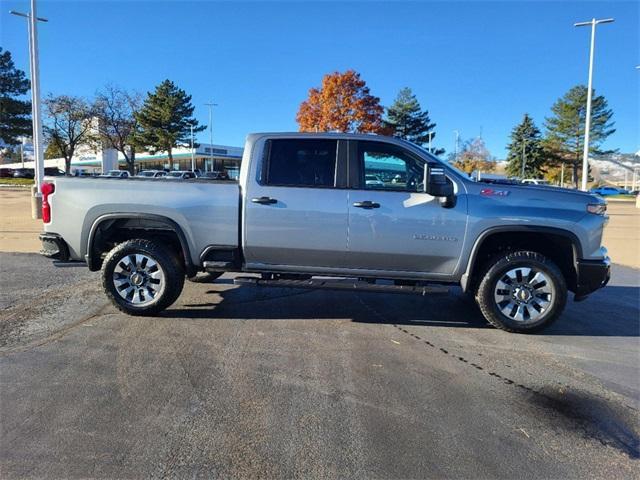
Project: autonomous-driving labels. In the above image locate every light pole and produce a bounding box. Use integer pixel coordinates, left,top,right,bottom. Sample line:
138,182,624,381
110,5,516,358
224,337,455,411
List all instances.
190,124,195,172
574,17,614,192
453,130,460,163
204,101,218,172
520,139,527,179
10,3,47,219
20,136,26,168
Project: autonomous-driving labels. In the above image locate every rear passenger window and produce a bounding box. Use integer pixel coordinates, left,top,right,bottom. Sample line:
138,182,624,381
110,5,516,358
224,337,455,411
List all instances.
265,139,337,188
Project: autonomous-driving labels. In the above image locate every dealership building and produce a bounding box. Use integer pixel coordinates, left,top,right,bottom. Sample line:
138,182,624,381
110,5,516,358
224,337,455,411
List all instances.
2,141,244,177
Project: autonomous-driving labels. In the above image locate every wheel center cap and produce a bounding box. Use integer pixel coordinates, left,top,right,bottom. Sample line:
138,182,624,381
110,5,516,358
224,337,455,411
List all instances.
130,273,144,286
515,287,531,302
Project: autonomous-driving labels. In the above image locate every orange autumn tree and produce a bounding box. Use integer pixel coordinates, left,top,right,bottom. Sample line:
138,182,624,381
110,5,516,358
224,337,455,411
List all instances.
296,70,386,133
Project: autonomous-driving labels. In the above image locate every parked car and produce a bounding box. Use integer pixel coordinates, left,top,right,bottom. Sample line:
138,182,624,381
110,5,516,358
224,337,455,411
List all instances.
136,170,167,178
44,167,66,176
12,168,34,179
198,170,230,180
0,168,14,178
365,174,385,188
100,170,130,179
590,186,629,196
39,132,610,334
521,178,551,186
165,171,197,180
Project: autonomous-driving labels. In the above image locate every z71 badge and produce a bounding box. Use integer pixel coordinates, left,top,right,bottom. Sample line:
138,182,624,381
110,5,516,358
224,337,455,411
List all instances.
480,188,510,197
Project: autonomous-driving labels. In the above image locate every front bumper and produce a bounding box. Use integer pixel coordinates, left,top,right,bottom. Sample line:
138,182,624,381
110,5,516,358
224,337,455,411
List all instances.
574,255,611,301
39,233,70,261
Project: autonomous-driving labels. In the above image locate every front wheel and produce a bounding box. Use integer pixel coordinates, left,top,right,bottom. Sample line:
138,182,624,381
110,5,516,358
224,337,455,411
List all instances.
101,239,185,316
475,251,567,333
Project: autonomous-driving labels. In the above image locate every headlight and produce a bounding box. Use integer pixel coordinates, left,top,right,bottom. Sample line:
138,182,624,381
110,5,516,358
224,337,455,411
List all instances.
587,203,607,215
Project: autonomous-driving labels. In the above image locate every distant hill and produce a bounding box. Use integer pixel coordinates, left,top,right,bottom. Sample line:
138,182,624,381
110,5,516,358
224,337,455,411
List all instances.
589,152,640,186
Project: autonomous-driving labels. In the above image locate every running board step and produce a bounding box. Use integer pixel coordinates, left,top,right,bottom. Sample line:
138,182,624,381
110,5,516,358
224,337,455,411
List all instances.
233,276,449,296
203,261,235,271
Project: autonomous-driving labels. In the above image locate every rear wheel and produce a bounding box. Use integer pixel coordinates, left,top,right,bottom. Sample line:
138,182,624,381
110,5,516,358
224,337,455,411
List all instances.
475,251,567,333
102,239,185,316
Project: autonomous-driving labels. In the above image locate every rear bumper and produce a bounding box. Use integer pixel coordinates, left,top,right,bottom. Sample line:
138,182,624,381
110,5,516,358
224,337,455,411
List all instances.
574,255,611,301
39,233,70,261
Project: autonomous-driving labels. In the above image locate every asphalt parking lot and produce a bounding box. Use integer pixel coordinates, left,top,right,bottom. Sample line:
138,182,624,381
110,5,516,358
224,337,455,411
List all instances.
1,252,638,478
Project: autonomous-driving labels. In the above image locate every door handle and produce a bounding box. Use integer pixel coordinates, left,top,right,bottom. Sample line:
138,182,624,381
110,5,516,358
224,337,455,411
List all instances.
251,196,278,205
353,201,380,209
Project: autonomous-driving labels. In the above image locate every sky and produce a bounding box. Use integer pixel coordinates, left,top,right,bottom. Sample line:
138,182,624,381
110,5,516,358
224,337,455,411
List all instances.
1,0,638,158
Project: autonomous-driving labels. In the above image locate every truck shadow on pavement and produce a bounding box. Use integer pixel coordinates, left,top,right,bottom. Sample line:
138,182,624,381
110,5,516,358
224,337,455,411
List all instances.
169,283,640,337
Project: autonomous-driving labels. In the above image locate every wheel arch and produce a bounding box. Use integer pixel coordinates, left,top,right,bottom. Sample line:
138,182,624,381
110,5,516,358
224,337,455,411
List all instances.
85,213,196,276
461,226,582,294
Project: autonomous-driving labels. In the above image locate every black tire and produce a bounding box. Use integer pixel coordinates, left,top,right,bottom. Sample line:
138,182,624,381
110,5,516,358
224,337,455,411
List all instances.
187,271,223,283
101,239,185,316
475,250,567,333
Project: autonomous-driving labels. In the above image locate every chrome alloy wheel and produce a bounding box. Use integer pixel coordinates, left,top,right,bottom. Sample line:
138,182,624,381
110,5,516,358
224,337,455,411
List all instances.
493,267,554,323
113,253,165,306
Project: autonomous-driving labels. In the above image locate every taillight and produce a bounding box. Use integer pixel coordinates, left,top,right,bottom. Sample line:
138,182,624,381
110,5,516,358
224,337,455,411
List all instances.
42,182,55,223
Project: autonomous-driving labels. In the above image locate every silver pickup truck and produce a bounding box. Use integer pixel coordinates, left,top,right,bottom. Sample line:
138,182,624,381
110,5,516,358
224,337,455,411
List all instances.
39,132,610,333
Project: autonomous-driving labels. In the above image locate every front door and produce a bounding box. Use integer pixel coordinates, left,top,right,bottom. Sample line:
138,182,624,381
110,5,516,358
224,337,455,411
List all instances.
243,138,349,270
346,140,467,276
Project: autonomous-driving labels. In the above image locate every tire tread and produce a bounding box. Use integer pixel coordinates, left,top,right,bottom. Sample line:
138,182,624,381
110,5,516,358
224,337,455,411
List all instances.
101,239,185,316
475,250,567,333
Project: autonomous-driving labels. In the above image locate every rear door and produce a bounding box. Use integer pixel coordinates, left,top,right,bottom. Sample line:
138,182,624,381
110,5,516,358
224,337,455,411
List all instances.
243,138,349,270
346,140,467,276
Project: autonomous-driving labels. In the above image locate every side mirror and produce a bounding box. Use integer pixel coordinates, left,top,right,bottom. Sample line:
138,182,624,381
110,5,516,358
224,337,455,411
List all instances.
425,164,454,197
424,164,456,208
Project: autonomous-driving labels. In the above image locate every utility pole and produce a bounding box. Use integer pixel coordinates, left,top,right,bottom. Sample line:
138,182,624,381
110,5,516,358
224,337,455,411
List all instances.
574,17,614,191
20,137,25,168
624,169,628,190
10,2,47,219
190,124,195,172
204,101,218,172
453,130,460,163
520,139,527,179
560,163,565,188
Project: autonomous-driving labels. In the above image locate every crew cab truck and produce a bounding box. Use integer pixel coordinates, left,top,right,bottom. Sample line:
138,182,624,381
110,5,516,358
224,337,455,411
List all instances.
39,133,610,333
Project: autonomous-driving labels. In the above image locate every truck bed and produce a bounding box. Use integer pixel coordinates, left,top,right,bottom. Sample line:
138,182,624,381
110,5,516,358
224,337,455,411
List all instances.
44,177,240,265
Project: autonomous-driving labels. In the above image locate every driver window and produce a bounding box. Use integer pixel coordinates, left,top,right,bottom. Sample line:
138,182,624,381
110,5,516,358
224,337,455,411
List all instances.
359,141,424,192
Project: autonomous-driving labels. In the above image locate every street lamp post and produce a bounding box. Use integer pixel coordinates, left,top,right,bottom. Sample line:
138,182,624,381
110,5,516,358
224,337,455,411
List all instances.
190,124,195,172
20,137,26,168
453,130,459,163
574,17,614,192
10,2,47,219
520,139,527,179
204,101,218,172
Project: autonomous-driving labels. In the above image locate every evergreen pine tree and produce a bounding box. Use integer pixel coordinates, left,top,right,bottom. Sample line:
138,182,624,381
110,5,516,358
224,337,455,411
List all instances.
505,114,546,178
134,80,205,162
543,85,615,187
0,48,31,145
384,88,443,155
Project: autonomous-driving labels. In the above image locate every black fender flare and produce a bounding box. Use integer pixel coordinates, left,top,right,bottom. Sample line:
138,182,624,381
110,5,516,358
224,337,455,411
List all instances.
460,225,583,292
85,213,196,276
